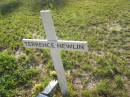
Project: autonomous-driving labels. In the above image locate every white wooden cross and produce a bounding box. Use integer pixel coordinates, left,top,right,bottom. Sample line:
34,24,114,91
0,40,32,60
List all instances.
22,10,88,96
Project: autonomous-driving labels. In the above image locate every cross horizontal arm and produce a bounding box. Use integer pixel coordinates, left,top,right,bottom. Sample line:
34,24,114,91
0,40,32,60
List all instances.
22,39,88,52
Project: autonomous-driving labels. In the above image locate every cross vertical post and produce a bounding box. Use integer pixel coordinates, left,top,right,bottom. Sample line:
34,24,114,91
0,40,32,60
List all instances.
40,10,68,95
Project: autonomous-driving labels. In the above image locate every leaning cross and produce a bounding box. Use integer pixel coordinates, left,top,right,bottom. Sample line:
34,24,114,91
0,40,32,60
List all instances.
22,10,88,96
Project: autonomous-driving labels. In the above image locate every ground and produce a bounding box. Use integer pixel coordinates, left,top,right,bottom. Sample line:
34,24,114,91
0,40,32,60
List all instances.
0,0,130,97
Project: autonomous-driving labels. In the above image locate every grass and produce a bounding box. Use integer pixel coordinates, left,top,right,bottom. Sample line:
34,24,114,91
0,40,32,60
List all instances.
0,0,130,97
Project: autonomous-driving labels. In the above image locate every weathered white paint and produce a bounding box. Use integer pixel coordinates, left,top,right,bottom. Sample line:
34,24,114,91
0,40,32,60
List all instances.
22,39,88,52
41,80,58,95
22,10,88,95
40,10,68,95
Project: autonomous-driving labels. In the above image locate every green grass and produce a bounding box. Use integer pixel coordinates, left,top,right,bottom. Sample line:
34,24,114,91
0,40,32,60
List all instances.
0,0,130,97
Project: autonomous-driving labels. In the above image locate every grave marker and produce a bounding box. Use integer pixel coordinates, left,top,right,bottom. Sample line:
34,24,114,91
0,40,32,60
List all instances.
22,10,88,96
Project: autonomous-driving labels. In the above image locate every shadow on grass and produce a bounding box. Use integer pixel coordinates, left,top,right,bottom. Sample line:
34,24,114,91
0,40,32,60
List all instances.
0,1,21,15
52,0,66,8
32,0,66,12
